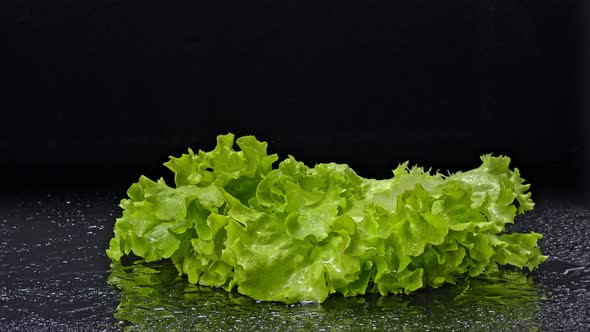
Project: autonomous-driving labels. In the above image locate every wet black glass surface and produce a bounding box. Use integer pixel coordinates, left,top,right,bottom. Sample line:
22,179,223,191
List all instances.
1,190,589,331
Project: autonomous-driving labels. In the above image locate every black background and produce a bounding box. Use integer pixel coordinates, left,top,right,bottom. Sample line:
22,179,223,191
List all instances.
4,1,588,198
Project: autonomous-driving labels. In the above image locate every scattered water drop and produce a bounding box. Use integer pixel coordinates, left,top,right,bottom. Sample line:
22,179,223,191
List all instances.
563,266,586,275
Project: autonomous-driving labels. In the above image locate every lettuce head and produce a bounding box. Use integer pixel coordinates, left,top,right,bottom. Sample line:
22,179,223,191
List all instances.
107,133,546,304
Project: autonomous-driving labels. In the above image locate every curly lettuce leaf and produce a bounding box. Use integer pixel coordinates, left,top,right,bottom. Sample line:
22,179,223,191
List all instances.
107,133,547,304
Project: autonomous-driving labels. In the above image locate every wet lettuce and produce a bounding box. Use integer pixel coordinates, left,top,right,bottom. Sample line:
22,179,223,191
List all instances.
107,133,546,304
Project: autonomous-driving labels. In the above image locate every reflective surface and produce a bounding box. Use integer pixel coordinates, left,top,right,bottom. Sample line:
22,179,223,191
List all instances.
109,261,545,331
1,191,589,331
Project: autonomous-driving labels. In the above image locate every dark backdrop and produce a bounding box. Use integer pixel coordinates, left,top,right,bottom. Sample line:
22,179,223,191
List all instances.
4,1,588,198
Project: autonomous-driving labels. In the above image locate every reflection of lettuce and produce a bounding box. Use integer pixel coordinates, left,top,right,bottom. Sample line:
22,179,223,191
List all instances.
109,261,542,331
107,133,547,303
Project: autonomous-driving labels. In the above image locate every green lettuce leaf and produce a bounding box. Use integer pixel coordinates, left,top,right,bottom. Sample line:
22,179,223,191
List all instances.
107,133,547,304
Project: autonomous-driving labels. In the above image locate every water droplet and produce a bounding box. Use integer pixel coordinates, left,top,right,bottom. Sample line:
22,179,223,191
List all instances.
563,267,586,275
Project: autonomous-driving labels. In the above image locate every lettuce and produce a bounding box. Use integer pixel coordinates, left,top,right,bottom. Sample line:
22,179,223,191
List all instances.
107,133,547,304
